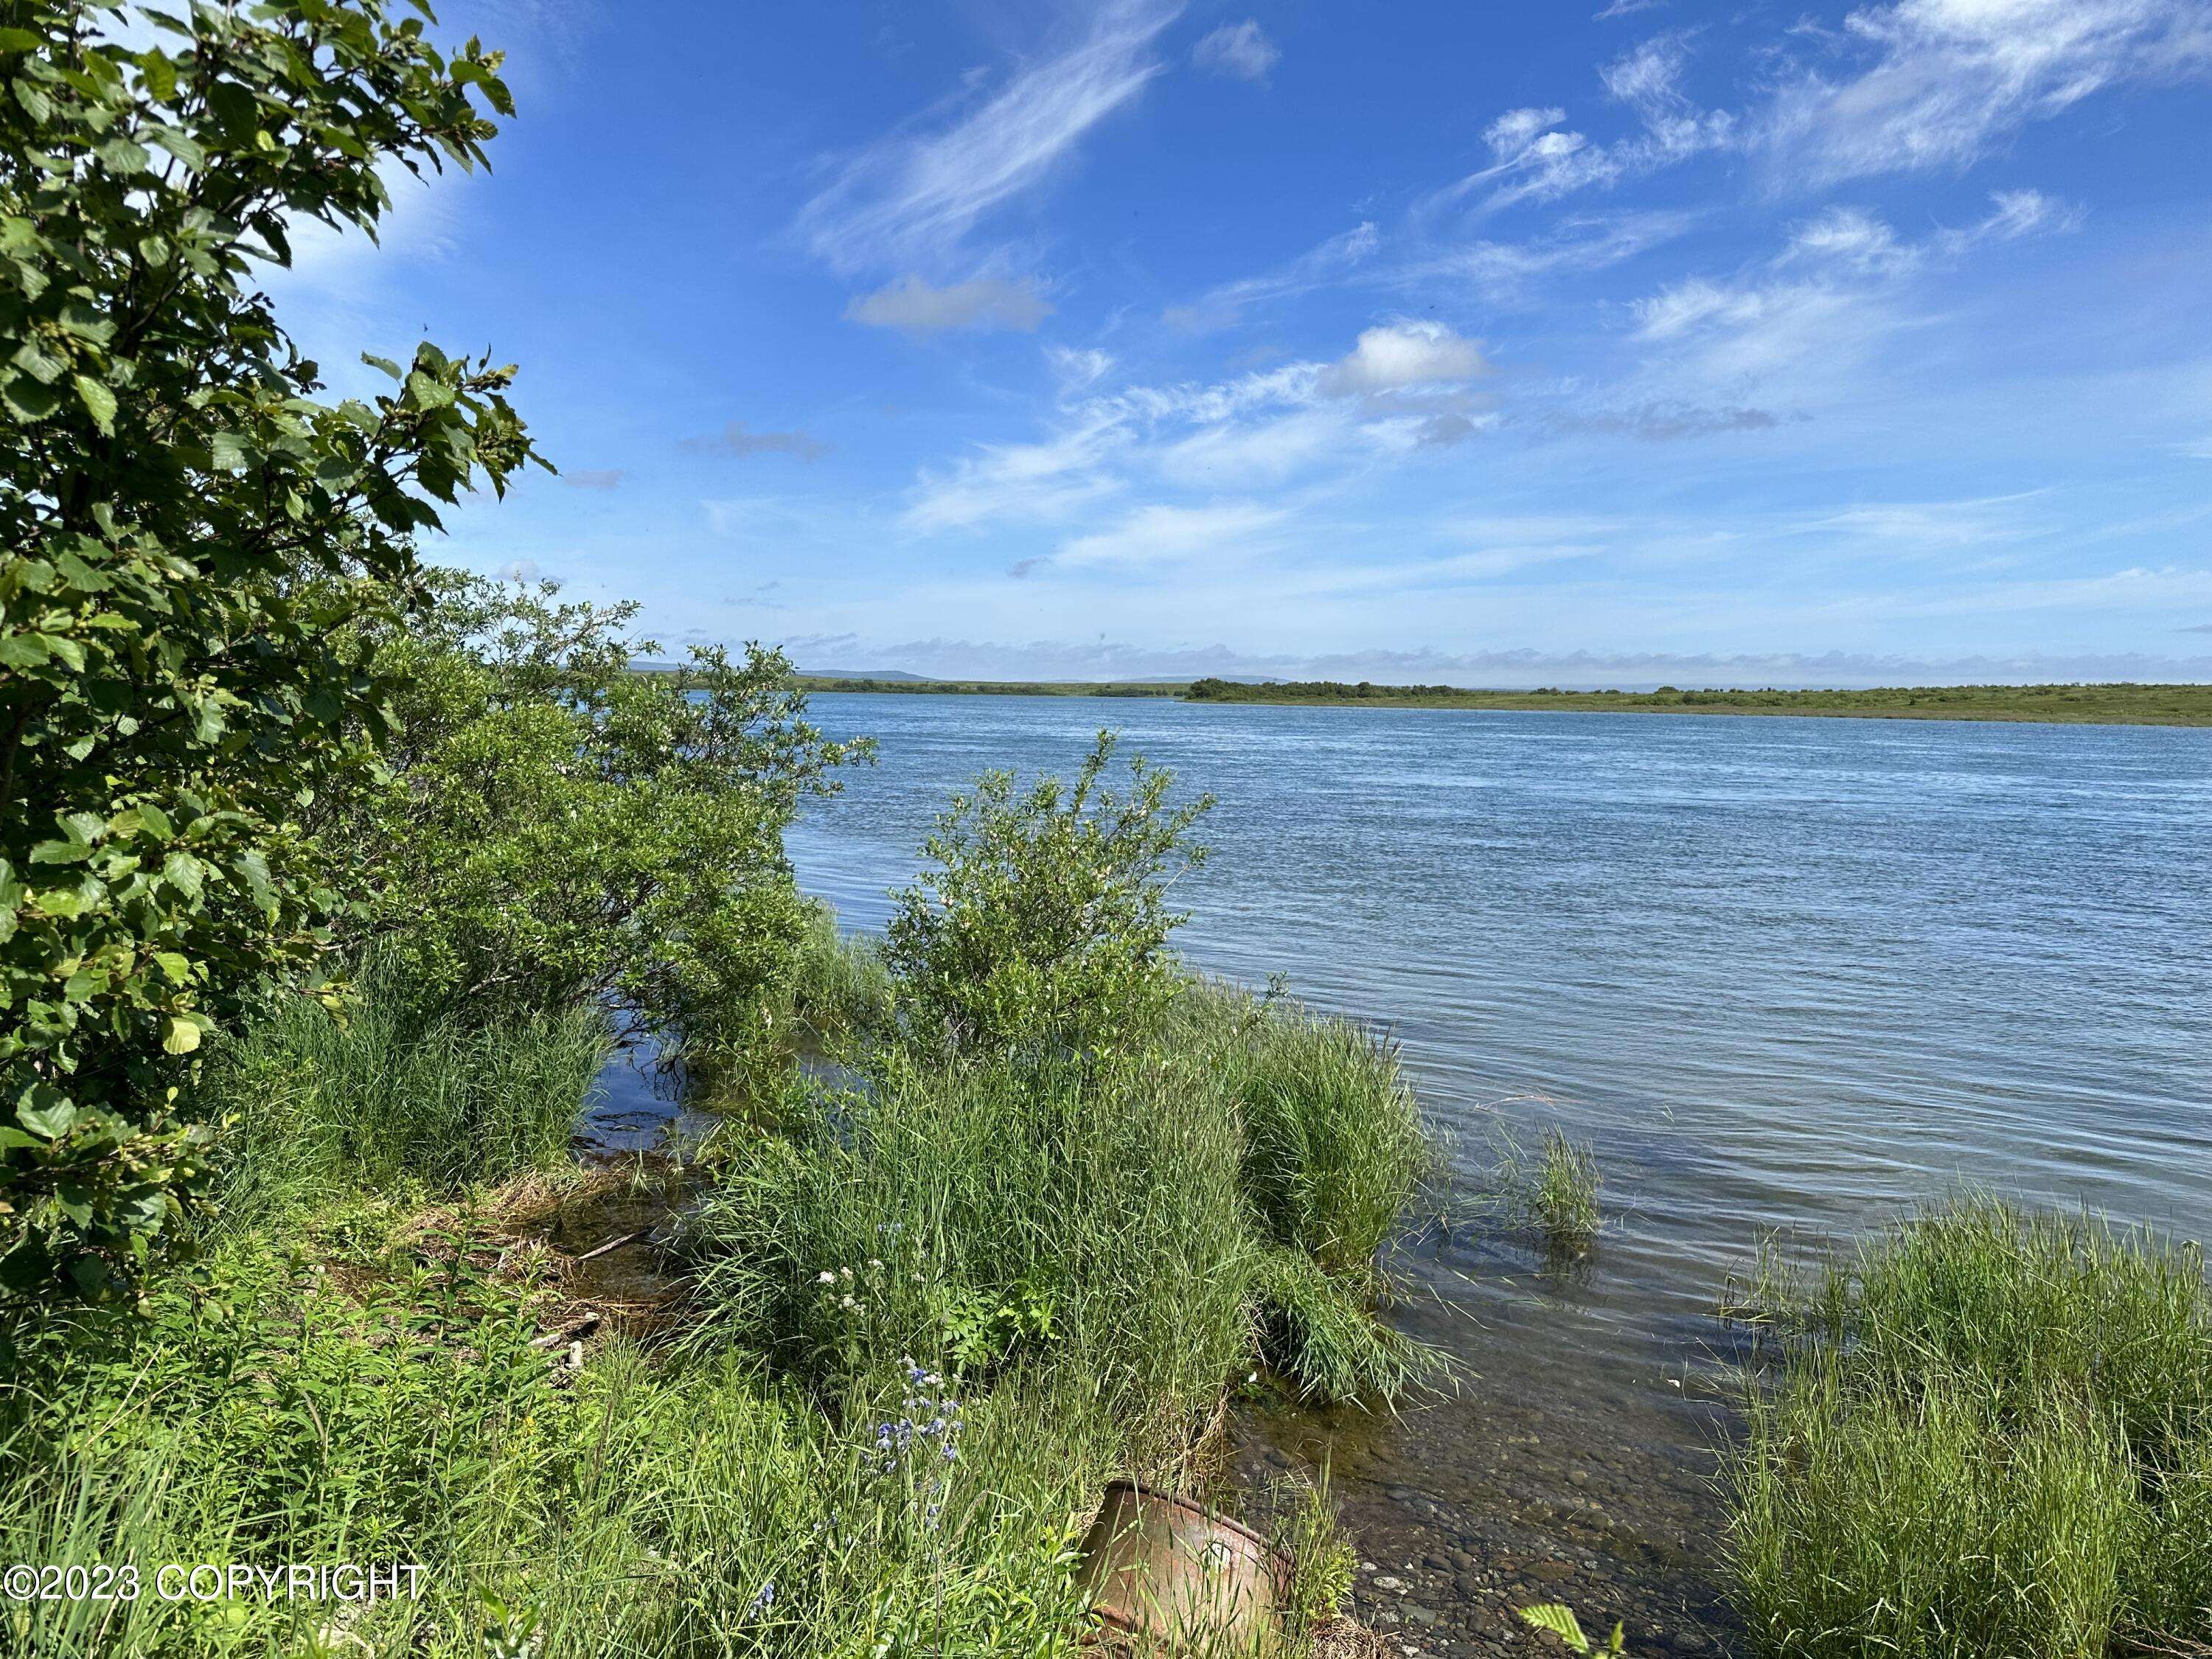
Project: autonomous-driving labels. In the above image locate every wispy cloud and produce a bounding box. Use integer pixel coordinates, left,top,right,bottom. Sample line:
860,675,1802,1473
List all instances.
795,0,1180,274
681,422,830,462
845,274,1053,333
564,468,625,490
1192,18,1279,82
1761,0,2212,186
1164,220,1379,330
905,412,1129,532
1630,192,2079,394
1051,501,1289,570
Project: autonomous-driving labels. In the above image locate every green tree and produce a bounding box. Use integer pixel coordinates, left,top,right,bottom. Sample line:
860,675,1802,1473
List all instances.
1,0,538,1295
884,731,1211,1059
341,571,869,1086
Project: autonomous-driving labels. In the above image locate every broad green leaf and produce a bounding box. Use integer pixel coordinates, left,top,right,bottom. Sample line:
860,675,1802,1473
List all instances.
161,1016,201,1055
74,373,117,434
1517,1606,1590,1652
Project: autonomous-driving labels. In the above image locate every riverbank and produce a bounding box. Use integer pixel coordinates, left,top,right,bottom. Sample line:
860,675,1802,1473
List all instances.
769,677,2212,726
1182,679,2212,725
0,737,1436,1658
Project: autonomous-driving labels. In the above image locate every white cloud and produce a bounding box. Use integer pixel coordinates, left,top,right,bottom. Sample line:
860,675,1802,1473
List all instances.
905,413,1128,532
1601,34,1691,120
845,274,1054,333
1635,187,2082,392
1054,501,1288,568
1046,345,1116,393
1164,220,1380,330
1784,491,2051,547
1448,71,1733,213
1785,205,1917,274
1192,18,1279,81
1763,0,2212,186
796,0,1180,273
1318,321,1489,396
1158,409,1348,486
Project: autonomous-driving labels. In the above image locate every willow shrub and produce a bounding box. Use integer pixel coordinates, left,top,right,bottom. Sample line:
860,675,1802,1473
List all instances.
1,0,541,1300
1726,1200,2212,1658
883,731,1211,1060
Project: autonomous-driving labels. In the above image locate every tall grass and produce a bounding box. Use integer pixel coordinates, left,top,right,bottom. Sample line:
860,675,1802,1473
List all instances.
1175,982,1430,1281
209,958,608,1222
1725,1199,2212,1658
684,1046,1261,1455
1,951,1421,1653
786,900,894,1049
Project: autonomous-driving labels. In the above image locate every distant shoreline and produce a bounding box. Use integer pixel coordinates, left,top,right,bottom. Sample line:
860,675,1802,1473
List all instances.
785,675,2212,728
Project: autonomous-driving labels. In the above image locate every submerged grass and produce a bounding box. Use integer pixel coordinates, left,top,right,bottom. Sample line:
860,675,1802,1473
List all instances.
1723,1198,2212,1658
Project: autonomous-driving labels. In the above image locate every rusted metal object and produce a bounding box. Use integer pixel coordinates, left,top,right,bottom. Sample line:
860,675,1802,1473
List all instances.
1079,1480,1290,1654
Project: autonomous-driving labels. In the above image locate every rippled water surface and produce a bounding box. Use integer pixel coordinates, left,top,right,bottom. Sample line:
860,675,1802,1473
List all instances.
786,694,2212,1654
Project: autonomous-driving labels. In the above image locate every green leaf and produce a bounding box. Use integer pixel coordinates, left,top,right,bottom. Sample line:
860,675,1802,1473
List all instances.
153,951,192,984
406,369,456,408
74,374,117,434
161,1016,201,1055
0,27,41,53
16,1096,77,1141
3,372,63,422
96,136,152,175
1517,1606,1590,1652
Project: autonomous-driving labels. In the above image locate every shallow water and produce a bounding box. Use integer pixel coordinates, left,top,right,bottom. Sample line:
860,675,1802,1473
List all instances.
783,694,2211,1655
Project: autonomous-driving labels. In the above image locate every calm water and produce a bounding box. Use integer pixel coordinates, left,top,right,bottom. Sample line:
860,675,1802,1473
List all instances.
785,694,2212,1653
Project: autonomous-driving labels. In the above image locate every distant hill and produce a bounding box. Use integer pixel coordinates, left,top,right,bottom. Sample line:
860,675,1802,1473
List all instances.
793,667,933,682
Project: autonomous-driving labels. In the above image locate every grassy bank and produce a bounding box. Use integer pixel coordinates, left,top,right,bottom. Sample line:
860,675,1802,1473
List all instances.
1184,678,2212,726
1,742,1435,1658
1723,1200,2212,1657
759,676,2212,726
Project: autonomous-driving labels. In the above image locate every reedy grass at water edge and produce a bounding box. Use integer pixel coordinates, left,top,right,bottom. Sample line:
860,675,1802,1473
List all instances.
1722,1199,2212,1658
4,959,1428,1653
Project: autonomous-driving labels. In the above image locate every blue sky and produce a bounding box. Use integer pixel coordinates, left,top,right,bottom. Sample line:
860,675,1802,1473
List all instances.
268,0,2212,686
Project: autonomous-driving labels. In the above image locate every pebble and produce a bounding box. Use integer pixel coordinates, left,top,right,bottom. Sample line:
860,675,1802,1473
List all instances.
1374,1575,1409,1592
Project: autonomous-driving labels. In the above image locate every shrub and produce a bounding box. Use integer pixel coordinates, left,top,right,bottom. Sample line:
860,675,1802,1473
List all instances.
338,574,867,1085
883,731,1211,1060
0,0,540,1298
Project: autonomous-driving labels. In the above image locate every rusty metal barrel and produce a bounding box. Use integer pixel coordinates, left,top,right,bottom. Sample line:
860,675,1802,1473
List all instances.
1077,1480,1290,1654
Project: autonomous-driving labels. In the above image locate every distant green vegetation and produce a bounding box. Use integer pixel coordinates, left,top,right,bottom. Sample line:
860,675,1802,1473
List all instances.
790,675,1180,697
1183,678,2212,726
772,675,2212,726
1723,1200,2212,1658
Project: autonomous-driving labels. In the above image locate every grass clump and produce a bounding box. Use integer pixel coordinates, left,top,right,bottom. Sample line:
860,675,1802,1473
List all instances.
786,900,894,1050
683,1046,1259,1451
1724,1199,2212,1658
209,959,611,1222
1176,983,1430,1281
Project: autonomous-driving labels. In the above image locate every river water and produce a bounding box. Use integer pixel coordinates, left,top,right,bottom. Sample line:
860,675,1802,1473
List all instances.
781,693,2212,1655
